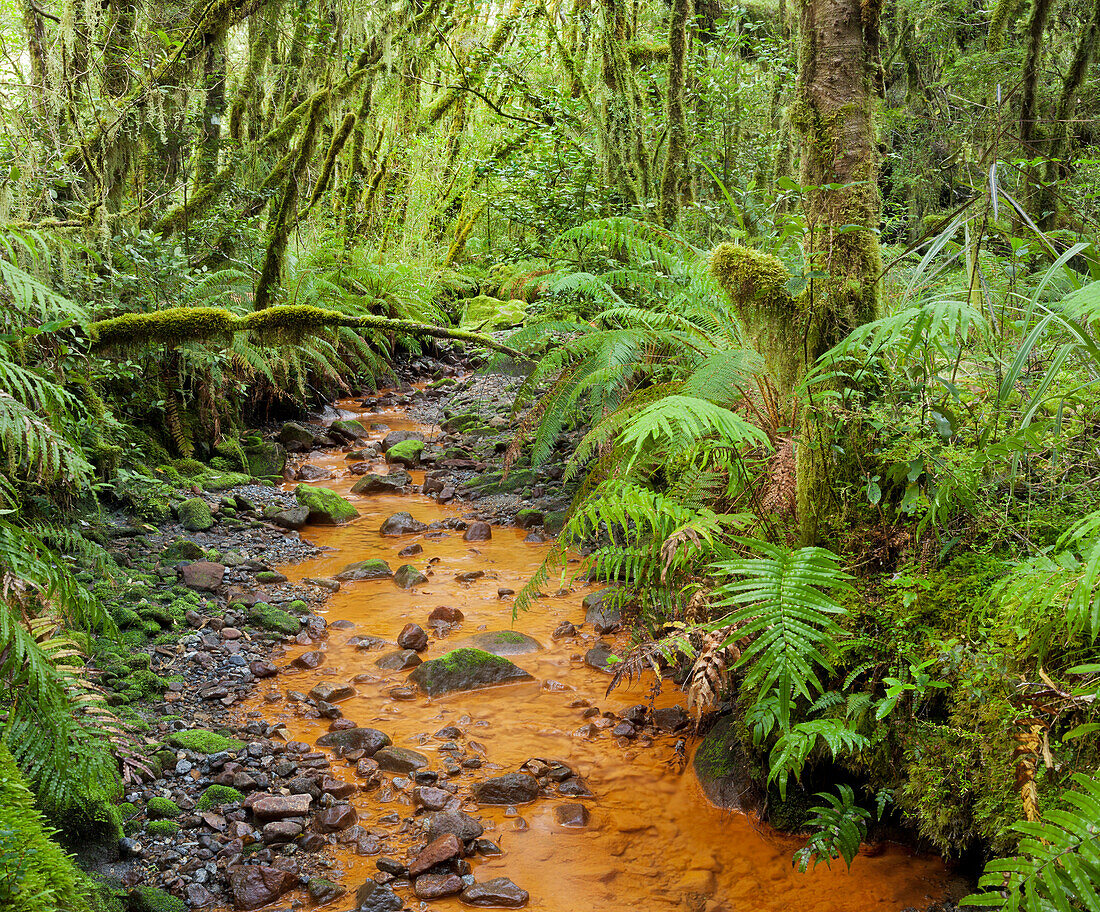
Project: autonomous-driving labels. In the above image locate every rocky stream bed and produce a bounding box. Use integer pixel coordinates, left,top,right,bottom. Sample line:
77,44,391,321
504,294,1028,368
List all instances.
87,358,962,912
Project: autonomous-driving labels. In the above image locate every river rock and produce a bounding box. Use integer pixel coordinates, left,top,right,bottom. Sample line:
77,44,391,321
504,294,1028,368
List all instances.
308,878,347,904
180,561,224,592
386,439,424,467
376,649,422,671
425,810,484,843
463,521,492,541
279,421,323,451
374,747,429,773
583,589,623,634
309,681,356,703
380,430,424,452
336,559,393,581
415,873,464,899
355,882,403,912
692,713,761,813
412,786,450,812
652,705,690,732
408,648,534,696
295,463,333,481
228,864,299,910
428,605,464,624
554,803,590,827
351,471,411,494
584,643,619,674
330,418,370,440
261,820,302,844
397,623,429,651
251,793,313,820
472,773,539,805
399,542,423,557
380,512,428,536
451,630,540,656
315,803,357,833
461,878,529,908
558,778,594,798
269,505,310,529
316,727,391,756
408,832,462,875
393,564,428,588
293,650,325,669
296,483,358,524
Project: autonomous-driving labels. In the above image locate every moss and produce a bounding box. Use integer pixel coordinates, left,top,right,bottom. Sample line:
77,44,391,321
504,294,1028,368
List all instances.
145,797,181,820
112,472,176,522
194,785,244,810
126,886,186,912
201,471,251,492
166,730,244,754
144,820,181,838
295,484,358,525
386,439,424,466
247,603,300,635
0,743,94,912
459,294,528,331
287,599,308,612
172,458,206,478
88,307,238,350
177,498,213,532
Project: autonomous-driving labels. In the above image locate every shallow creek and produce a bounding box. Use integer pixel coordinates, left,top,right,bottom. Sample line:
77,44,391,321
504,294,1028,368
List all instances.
235,400,952,912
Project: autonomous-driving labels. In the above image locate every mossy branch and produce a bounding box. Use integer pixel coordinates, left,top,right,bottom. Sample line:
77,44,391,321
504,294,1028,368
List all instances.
85,305,523,358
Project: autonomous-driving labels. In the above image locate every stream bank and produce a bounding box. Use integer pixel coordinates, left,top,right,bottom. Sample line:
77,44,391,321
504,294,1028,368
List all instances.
83,362,962,912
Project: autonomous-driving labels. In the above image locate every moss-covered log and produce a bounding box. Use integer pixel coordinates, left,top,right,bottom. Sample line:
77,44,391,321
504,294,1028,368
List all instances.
85,304,524,358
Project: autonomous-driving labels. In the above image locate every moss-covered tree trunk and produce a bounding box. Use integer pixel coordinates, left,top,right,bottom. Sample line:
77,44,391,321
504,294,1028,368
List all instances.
659,0,692,228
193,30,227,189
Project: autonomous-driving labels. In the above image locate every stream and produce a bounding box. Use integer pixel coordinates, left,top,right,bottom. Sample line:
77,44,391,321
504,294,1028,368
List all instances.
235,396,953,912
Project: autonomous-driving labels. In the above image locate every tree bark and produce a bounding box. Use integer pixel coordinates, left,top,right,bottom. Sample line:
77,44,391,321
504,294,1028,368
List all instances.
659,0,692,228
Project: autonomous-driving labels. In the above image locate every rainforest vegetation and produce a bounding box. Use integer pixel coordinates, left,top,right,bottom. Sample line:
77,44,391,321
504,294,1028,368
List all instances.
2,0,1100,908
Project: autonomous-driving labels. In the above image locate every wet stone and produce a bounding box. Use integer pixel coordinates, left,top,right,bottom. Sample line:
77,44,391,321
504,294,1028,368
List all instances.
398,542,423,557
425,810,484,843
292,650,325,670
316,727,391,756
227,864,299,910
408,832,462,876
262,820,302,844
252,793,312,820
583,588,624,634
393,564,428,589
413,786,450,811
461,878,529,908
309,681,356,703
554,803,590,828
472,773,539,806
355,881,403,912
415,873,464,899
584,643,619,674
376,649,422,671
463,521,492,542
379,512,428,536
315,803,358,833
374,747,429,774
428,605,464,624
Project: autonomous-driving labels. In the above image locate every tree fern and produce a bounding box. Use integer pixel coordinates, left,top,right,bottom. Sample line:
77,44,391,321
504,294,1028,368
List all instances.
710,540,852,731
963,772,1100,912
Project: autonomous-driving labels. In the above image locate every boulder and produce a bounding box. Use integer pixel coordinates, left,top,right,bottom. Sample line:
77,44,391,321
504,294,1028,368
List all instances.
278,421,322,452
351,471,411,495
243,439,286,477
386,439,424,467
314,803,357,833
316,727,391,756
515,509,544,529
461,878,529,908
179,561,225,592
380,430,424,452
161,538,205,562
178,497,214,532
329,419,369,440
583,642,619,674
294,464,332,481
379,512,428,536
472,773,539,806
428,605,464,624
373,747,429,774
408,648,534,696
355,882,403,912
309,682,356,703
424,810,484,843
397,623,428,652
393,564,428,589
251,793,312,821
336,559,392,581
451,630,540,657
583,588,624,634
295,484,358,525
692,713,762,814
228,865,299,910
463,521,492,542
269,505,309,529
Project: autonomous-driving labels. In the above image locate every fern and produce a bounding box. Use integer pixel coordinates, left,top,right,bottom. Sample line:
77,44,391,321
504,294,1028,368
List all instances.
710,540,852,731
963,772,1100,912
794,785,872,872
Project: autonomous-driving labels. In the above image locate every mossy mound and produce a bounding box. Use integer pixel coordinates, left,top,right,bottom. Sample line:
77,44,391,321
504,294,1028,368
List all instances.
200,471,251,492
112,472,176,522
160,538,204,563
144,820,181,838
295,484,358,525
195,785,244,810
451,630,541,656
166,730,244,754
460,294,528,331
385,439,424,467
145,797,181,820
408,648,534,696
247,603,300,635
242,439,287,477
0,743,93,912
177,498,213,532
126,885,186,912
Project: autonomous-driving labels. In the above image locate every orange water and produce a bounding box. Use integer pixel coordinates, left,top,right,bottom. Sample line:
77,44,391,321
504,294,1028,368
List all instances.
234,402,954,912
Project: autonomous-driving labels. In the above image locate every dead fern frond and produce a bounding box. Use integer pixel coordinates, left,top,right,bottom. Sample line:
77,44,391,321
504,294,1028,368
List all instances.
687,630,734,730
1013,721,1043,822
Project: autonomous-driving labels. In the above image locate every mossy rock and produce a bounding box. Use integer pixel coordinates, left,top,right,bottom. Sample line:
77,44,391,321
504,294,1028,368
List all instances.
144,820,181,838
166,730,244,754
242,439,287,478
544,510,568,536
160,538,204,563
295,484,358,525
466,469,534,496
172,458,206,478
145,797,181,820
247,603,300,635
393,564,428,589
408,648,534,696
201,471,250,492
177,498,213,532
441,412,481,434
451,630,541,656
459,294,528,331
692,713,762,814
386,439,424,468
195,785,244,810
0,743,95,912
112,606,141,629
330,419,369,440
112,473,176,523
127,885,186,912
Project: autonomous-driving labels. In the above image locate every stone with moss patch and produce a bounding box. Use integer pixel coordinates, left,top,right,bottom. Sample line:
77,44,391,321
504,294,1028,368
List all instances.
408,648,534,696
295,484,358,525
459,294,528,331
247,603,300,636
177,498,213,532
127,885,186,912
451,630,541,656
160,538,204,563
242,439,287,477
201,471,251,492
145,797,181,819
393,564,428,589
385,439,424,468
144,820,181,839
195,785,244,810
167,730,244,754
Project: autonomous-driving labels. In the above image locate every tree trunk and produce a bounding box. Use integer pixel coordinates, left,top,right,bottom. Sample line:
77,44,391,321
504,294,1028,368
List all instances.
193,31,227,189
659,0,692,228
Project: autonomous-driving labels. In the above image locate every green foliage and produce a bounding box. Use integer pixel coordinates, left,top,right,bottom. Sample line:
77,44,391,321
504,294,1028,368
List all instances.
165,730,243,754
793,785,872,872
144,797,180,820
195,785,244,810
964,773,1100,912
